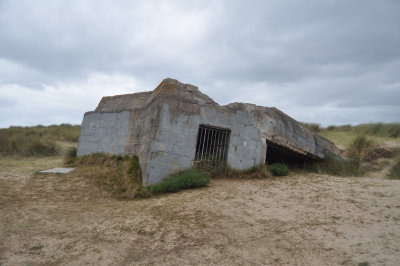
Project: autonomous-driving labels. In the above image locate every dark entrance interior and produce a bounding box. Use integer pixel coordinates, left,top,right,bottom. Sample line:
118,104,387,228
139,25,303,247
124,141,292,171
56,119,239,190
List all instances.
195,125,230,165
265,140,321,166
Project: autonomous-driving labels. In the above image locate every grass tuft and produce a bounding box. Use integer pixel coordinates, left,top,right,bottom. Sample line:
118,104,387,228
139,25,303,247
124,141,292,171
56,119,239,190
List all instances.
268,163,289,176
71,153,142,199
193,161,272,179
30,244,44,251
243,164,271,178
65,146,78,163
387,158,400,179
345,135,376,161
145,170,210,194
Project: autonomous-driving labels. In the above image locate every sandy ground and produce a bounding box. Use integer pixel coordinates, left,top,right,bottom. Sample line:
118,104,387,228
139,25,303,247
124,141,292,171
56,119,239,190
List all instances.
0,156,400,266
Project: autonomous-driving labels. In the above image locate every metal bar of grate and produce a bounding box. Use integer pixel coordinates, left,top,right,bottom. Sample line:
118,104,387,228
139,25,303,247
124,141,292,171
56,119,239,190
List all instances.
194,125,230,165
216,130,221,162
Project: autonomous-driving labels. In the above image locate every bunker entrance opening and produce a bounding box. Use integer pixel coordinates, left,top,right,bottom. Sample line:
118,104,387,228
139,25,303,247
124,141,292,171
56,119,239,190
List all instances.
265,140,321,166
195,125,231,165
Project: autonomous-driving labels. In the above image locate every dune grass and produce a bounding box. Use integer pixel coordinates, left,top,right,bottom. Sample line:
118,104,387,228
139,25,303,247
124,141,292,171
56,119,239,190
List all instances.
387,158,400,179
323,123,400,138
143,170,210,194
345,135,376,162
318,123,399,149
351,123,400,138
70,153,211,198
70,153,142,199
0,124,80,156
193,161,271,179
65,146,78,163
302,155,364,177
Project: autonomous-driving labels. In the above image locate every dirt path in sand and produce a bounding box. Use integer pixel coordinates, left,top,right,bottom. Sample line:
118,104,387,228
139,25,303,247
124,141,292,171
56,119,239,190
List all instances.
1,154,400,266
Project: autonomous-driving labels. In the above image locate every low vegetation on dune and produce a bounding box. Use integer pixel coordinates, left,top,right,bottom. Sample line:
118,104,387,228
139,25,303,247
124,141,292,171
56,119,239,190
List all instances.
345,135,376,162
0,124,80,156
301,123,400,149
65,146,78,163
67,152,211,198
304,122,400,138
142,170,210,195
295,134,394,177
304,155,364,177
350,123,400,138
68,153,142,199
268,163,290,176
193,162,272,179
387,158,400,179
68,154,278,198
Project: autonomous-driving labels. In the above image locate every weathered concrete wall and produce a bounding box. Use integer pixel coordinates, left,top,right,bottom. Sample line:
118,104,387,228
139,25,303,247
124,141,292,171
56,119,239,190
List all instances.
77,111,131,156
225,103,341,159
144,103,264,185
145,103,198,185
77,78,342,186
96,92,152,112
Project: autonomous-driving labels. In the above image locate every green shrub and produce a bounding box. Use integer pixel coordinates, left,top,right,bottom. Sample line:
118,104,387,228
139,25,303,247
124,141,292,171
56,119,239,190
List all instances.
387,159,400,179
126,155,141,185
147,170,210,194
65,146,78,163
268,163,289,176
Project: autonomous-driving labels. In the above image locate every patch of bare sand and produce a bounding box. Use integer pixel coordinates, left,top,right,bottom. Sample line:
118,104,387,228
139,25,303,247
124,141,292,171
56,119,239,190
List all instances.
1,159,400,265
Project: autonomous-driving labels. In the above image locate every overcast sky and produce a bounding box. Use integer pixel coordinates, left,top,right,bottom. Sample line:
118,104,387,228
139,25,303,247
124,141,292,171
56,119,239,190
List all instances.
0,0,399,128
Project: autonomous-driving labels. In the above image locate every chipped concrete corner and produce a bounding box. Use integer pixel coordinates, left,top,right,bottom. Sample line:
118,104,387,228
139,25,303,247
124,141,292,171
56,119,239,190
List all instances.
77,78,341,186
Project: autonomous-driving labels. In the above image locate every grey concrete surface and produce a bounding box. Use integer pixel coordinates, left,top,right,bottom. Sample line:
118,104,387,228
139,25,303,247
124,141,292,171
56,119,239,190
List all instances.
77,78,342,185
77,111,130,156
40,168,76,174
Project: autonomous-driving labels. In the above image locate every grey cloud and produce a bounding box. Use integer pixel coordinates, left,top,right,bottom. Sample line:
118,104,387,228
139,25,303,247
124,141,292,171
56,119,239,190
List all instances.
0,0,399,127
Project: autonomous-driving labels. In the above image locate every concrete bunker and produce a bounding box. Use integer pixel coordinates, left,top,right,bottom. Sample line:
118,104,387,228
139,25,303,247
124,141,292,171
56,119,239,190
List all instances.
77,78,341,185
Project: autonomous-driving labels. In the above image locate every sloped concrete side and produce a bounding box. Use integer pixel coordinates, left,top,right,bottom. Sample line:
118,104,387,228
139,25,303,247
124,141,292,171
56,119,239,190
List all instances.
144,103,265,185
77,111,131,156
226,102,341,159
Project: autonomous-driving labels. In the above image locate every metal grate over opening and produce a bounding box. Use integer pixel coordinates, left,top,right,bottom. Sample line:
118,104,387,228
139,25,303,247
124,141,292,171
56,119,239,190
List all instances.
194,125,231,165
